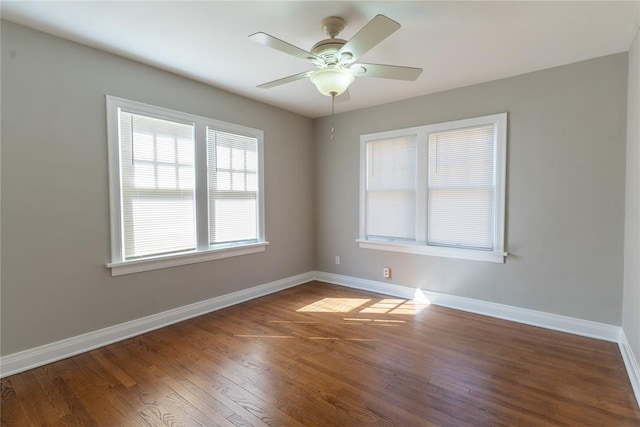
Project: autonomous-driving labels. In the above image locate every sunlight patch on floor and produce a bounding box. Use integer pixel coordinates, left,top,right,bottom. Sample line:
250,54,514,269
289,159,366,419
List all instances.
297,296,430,315
389,301,430,315
297,298,371,313
359,299,406,314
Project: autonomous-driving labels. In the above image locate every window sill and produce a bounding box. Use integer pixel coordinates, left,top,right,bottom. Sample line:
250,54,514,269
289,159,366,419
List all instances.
106,242,270,276
357,239,506,263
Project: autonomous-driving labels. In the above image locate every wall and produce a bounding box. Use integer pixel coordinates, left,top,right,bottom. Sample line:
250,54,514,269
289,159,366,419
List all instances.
623,26,640,374
0,21,315,356
0,18,632,360
315,53,628,325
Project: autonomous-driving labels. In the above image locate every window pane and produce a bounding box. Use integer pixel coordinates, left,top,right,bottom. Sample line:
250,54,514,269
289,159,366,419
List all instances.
428,188,494,249
211,199,257,243
365,136,417,240
428,124,495,250
177,137,193,164
132,132,154,161
429,125,494,187
367,190,416,240
216,172,231,191
232,172,245,191
368,136,416,191
246,172,257,192
178,166,193,190
127,197,196,258
120,110,196,259
216,145,231,169
157,165,177,189
207,129,259,245
232,147,245,170
246,150,257,172
156,135,176,163
134,163,155,188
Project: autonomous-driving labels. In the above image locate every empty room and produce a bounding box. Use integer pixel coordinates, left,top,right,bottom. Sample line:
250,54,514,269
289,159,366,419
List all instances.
1,1,640,425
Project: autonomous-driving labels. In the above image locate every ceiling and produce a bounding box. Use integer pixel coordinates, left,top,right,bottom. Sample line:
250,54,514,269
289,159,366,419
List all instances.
2,1,639,118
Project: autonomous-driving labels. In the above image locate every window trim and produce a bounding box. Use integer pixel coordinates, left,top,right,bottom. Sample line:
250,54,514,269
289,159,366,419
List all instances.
106,96,267,276
358,113,508,263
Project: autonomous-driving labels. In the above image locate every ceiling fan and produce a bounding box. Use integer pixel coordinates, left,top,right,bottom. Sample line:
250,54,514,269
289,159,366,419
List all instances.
249,14,423,98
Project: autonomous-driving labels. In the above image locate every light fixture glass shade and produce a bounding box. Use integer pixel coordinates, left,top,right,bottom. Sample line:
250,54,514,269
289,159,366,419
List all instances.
310,68,355,96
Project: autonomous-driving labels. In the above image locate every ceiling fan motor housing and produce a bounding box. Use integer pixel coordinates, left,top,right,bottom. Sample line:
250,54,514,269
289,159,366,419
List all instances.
311,38,348,66
313,16,355,67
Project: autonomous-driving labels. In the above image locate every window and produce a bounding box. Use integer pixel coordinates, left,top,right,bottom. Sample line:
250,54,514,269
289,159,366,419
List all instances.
359,113,507,263
106,96,267,275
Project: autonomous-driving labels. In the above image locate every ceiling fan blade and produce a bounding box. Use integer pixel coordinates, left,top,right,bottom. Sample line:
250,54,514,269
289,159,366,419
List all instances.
249,32,321,63
338,15,400,63
353,63,423,81
257,71,314,89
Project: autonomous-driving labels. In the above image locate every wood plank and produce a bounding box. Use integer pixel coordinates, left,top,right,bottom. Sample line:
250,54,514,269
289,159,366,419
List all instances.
1,281,639,426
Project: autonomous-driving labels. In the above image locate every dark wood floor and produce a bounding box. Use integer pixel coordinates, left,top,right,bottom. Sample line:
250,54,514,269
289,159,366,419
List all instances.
2,281,639,426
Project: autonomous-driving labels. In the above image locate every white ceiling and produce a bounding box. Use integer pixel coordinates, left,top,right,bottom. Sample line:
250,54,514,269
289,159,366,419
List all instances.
2,1,639,118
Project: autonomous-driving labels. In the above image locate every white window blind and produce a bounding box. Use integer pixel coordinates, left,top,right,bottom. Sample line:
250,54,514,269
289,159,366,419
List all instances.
358,113,507,263
120,112,196,259
208,130,258,244
365,135,417,240
428,125,496,250
106,96,267,275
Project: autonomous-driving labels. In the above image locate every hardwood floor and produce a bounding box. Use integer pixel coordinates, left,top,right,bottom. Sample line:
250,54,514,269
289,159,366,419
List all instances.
2,281,639,426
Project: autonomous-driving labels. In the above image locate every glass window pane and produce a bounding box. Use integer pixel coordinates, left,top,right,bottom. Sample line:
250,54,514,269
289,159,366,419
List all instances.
232,148,245,170
127,197,195,258
246,150,257,172
177,137,193,165
427,124,496,250
216,145,231,169
157,165,177,189
365,136,417,240
367,190,415,240
428,188,494,249
246,173,257,192
134,163,155,189
156,135,176,163
216,172,231,191
178,166,193,190
232,172,245,191
211,199,257,244
133,132,154,161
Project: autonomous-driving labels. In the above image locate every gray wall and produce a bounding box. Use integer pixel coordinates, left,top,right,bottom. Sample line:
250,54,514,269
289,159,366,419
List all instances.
623,28,640,367
315,53,628,325
0,19,632,358
0,21,315,356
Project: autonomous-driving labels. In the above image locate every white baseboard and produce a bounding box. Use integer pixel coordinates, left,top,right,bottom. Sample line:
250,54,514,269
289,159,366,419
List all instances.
619,330,640,409
1,267,631,408
314,271,621,343
0,272,314,378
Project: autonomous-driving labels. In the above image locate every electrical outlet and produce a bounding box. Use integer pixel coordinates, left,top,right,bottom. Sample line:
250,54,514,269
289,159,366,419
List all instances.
335,256,340,265
383,267,391,279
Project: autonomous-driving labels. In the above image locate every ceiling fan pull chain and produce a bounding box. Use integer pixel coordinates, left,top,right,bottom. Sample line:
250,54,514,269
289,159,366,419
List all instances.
330,92,336,141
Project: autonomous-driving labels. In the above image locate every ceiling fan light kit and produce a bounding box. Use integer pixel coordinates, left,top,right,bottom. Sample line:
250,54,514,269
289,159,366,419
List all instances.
310,68,355,96
249,14,423,100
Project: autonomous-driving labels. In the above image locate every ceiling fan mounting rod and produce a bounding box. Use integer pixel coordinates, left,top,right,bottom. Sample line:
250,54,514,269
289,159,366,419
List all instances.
320,16,346,39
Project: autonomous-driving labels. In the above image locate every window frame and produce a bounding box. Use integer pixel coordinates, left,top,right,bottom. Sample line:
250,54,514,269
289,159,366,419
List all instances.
106,96,267,276
358,113,507,263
